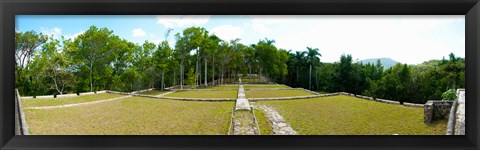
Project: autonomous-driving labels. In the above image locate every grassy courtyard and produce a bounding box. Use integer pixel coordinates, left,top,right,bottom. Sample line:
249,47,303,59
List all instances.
21,93,123,107
246,89,313,98
164,90,237,99
255,95,447,135
24,96,234,135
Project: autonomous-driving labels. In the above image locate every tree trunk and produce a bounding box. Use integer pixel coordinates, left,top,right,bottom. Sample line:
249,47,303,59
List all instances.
309,64,312,90
296,67,299,86
90,62,94,92
173,69,176,87
162,71,165,91
204,57,208,87
180,60,184,90
212,56,215,86
195,48,199,86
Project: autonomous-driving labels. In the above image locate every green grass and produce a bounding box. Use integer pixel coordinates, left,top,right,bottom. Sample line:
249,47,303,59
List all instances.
256,95,447,135
138,90,168,96
254,108,273,135
241,78,267,84
244,85,290,89
199,85,238,90
246,89,313,98
165,90,238,99
21,93,123,107
24,97,234,135
316,91,329,94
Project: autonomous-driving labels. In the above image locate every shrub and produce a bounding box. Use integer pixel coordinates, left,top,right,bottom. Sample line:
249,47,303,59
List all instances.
441,89,457,101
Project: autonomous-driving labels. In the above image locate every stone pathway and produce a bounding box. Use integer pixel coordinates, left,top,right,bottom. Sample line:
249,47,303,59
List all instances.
254,105,297,135
454,89,465,135
235,78,250,110
24,95,132,109
231,78,258,135
233,110,258,135
155,90,176,97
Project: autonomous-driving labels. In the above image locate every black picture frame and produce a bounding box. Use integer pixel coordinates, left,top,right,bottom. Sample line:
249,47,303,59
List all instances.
1,0,479,150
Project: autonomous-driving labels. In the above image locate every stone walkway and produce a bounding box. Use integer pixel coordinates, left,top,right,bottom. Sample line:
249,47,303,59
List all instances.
233,110,258,135
235,78,250,110
24,95,132,109
231,78,258,135
254,105,297,135
454,89,465,135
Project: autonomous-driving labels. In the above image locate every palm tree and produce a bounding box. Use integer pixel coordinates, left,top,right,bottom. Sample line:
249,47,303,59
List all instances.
294,51,306,86
306,47,321,90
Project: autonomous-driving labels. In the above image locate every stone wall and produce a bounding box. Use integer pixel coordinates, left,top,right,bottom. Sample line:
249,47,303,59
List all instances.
423,100,453,124
21,90,107,99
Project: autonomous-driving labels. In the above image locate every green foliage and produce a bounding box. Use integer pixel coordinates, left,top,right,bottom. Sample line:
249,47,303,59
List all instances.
15,25,465,105
185,67,197,88
441,89,457,101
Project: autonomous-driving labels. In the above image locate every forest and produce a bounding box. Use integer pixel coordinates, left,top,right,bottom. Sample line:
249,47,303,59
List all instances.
15,25,465,104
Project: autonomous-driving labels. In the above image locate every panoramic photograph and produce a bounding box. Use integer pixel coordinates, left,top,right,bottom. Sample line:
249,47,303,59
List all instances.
14,15,465,135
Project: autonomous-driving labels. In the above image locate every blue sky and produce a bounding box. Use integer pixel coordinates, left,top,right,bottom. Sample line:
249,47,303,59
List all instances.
16,15,465,64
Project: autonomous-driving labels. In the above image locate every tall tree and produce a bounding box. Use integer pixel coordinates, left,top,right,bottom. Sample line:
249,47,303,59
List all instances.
64,26,117,92
306,47,321,90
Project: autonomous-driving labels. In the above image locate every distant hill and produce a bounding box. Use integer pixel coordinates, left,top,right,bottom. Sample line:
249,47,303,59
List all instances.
358,58,399,69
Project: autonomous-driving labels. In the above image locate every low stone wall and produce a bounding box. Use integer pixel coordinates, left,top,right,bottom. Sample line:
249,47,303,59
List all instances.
375,98,401,105
131,88,155,94
162,97,236,101
249,95,321,101
423,100,453,124
337,92,425,107
107,90,236,101
302,89,321,95
246,88,300,91
21,91,107,99
403,102,424,108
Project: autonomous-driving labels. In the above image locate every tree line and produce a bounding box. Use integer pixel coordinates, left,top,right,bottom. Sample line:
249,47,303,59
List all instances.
15,25,464,104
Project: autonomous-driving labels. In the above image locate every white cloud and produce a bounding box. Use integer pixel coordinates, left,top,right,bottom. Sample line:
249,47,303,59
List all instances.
210,25,244,41
40,27,62,38
273,15,464,64
132,28,146,37
157,15,211,28
64,31,85,40
249,15,294,34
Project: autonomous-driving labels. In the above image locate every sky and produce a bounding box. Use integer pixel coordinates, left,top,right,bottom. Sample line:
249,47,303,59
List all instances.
16,15,465,64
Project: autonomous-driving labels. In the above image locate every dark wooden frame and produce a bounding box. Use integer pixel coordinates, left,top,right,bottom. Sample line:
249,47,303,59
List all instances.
1,0,479,150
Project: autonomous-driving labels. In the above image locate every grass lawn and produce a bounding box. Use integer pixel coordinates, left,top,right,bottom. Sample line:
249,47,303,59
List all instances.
246,89,313,98
256,95,447,135
254,108,273,135
199,85,238,90
24,97,234,135
138,90,168,96
241,78,267,84
21,93,123,107
164,90,238,99
316,91,329,94
244,85,290,89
